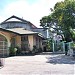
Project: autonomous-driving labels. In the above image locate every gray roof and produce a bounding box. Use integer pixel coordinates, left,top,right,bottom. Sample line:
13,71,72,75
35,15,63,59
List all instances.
7,28,38,35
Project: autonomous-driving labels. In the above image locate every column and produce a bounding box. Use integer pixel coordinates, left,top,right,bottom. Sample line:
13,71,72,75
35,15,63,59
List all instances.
53,43,54,52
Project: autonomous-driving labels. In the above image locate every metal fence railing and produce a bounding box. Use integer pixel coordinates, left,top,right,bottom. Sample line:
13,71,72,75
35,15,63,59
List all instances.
52,41,73,54
52,41,65,53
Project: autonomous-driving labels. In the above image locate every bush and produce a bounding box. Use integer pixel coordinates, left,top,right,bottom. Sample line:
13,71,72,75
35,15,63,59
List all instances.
32,45,37,53
38,47,42,52
15,46,21,54
9,46,16,56
46,39,53,52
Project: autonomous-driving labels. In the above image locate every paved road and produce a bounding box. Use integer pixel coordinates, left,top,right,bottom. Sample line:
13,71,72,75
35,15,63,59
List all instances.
0,53,75,75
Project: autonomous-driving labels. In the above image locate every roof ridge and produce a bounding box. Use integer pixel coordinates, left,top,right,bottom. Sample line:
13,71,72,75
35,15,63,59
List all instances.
1,15,27,23
0,15,37,28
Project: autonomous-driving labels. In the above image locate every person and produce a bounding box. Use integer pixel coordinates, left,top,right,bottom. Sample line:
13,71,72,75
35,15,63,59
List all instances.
65,42,68,55
65,37,72,55
44,46,46,52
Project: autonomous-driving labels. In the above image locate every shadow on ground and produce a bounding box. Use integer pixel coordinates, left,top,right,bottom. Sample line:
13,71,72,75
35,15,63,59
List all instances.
46,54,75,64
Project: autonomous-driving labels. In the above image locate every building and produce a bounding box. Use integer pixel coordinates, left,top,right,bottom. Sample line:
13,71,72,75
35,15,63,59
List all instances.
0,15,47,57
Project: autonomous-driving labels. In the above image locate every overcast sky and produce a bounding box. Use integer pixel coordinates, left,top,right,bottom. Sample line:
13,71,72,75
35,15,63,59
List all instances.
0,0,64,27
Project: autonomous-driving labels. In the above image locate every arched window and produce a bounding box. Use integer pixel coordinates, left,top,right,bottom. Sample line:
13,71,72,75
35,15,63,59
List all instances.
0,34,8,57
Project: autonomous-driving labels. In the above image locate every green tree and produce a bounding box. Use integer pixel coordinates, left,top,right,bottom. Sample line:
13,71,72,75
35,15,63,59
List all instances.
40,0,75,41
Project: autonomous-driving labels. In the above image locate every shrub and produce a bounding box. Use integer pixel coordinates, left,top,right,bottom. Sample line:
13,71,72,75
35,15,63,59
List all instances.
32,45,37,53
38,47,42,52
9,46,15,56
15,46,21,54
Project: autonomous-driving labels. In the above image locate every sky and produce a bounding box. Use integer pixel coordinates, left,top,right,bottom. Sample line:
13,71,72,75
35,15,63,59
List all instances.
0,0,64,27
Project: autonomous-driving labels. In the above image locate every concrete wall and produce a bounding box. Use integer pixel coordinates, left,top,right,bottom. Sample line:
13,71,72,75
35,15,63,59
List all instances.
28,35,33,51
16,35,21,48
33,35,36,46
0,31,11,47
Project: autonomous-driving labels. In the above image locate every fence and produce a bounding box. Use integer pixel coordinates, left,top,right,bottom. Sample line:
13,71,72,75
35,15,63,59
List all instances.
52,41,73,54
67,42,73,56
52,41,65,53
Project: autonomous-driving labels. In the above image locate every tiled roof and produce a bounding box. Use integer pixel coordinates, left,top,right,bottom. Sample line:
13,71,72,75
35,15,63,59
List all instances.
7,28,38,35
1,15,37,28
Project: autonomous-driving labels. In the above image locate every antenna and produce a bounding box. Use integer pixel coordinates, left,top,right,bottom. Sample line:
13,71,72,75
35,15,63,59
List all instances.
22,17,23,19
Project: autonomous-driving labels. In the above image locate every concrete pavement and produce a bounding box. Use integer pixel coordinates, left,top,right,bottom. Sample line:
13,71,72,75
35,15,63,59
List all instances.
0,53,75,75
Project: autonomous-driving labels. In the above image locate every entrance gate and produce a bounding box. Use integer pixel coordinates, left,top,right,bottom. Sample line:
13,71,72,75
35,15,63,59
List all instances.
52,41,73,53
52,41,65,53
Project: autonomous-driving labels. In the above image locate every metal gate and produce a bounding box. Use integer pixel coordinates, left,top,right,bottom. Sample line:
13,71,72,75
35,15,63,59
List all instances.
52,41,73,53
52,41,65,53
0,41,8,57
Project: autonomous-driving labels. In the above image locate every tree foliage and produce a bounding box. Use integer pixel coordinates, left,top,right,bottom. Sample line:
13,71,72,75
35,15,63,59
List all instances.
40,0,75,41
